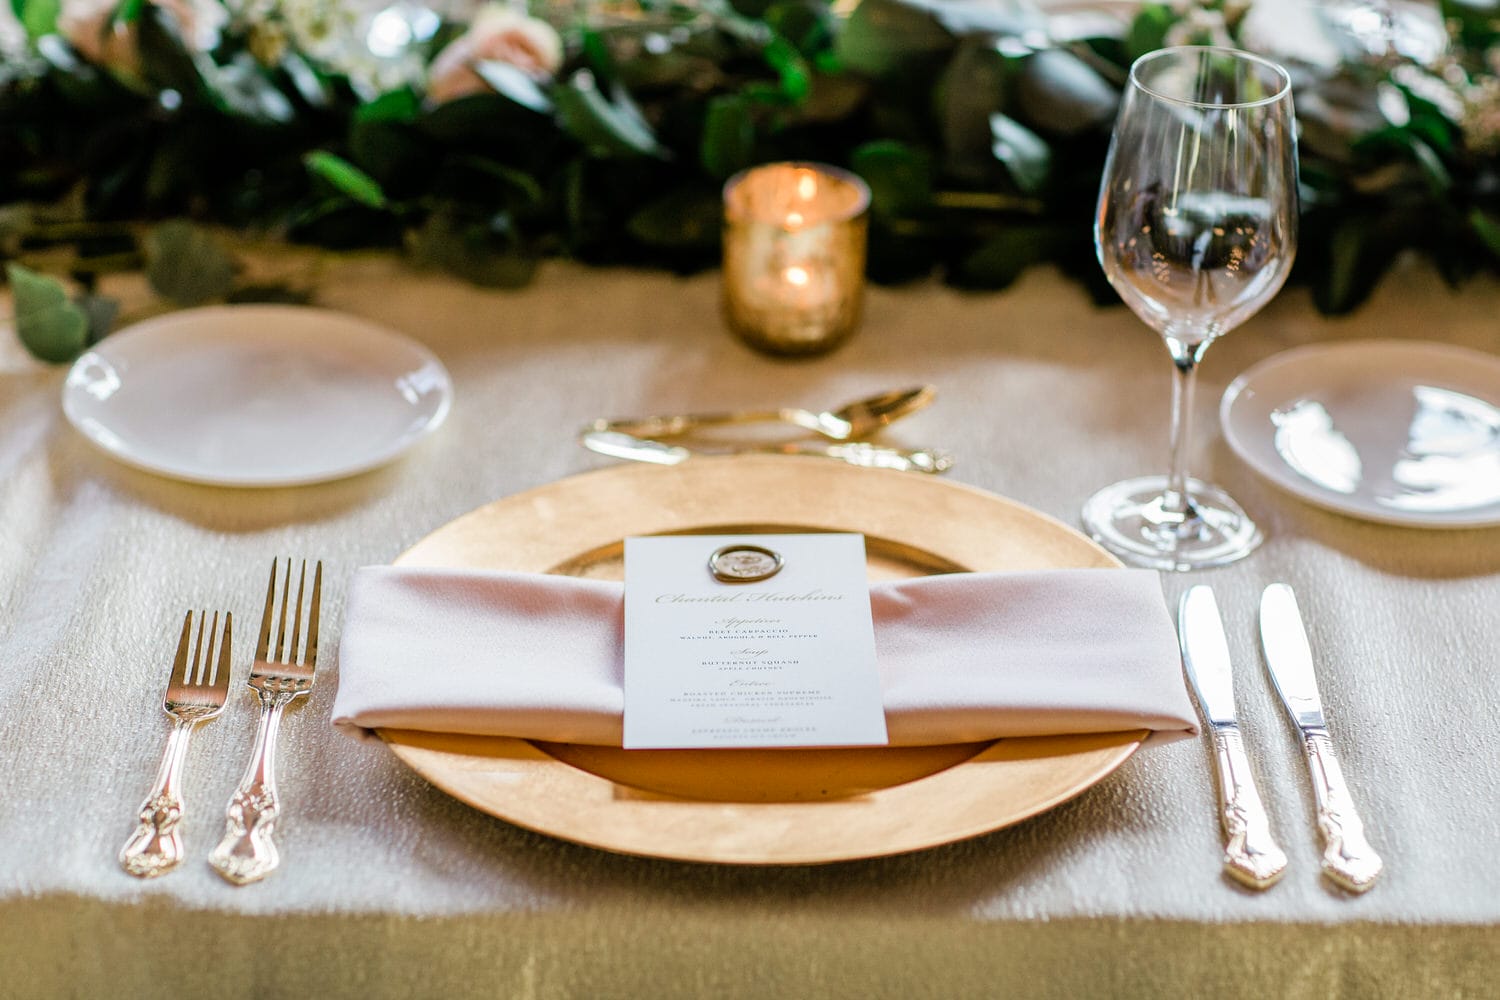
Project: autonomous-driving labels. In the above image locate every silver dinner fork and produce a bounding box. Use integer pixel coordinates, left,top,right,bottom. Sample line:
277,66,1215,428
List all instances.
120,610,232,878
209,558,321,885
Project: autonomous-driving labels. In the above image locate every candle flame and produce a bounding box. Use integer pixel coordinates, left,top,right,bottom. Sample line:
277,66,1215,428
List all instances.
786,211,804,228
784,265,810,286
796,172,818,200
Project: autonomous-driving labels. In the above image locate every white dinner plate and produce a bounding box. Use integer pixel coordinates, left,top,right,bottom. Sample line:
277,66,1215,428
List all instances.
62,305,452,487
1220,339,1500,528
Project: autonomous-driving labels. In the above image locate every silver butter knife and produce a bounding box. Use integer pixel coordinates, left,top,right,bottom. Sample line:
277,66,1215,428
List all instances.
1179,585,1288,889
1259,583,1384,893
579,429,954,474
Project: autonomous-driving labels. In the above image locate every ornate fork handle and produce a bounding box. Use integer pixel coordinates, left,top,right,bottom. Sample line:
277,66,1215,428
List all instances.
1302,728,1383,892
119,717,198,877
1209,724,1288,890
209,686,301,885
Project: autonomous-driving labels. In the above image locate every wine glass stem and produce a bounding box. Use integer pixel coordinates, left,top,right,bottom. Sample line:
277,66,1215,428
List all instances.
1164,336,1209,518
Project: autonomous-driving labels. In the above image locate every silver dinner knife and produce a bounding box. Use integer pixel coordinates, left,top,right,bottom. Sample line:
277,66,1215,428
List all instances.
579,429,954,474
1259,583,1384,893
1179,585,1288,889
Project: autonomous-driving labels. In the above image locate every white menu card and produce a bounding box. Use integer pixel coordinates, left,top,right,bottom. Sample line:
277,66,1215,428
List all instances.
622,533,888,749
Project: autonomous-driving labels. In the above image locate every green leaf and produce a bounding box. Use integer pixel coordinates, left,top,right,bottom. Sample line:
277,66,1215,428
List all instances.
451,157,546,210
989,114,1051,194
473,61,553,114
1015,50,1119,135
700,95,756,180
763,0,834,56
405,208,538,288
1125,4,1176,61
834,0,954,78
763,36,811,103
145,221,236,305
304,152,389,210
555,71,670,160
1469,208,1500,261
626,190,722,251
18,0,61,39
1312,216,1394,315
7,263,89,363
114,0,145,23
356,88,422,124
77,293,119,346
852,140,935,219
936,38,1015,184
952,224,1064,290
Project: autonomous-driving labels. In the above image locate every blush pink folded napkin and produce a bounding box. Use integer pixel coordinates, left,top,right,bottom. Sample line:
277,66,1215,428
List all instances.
332,566,1197,747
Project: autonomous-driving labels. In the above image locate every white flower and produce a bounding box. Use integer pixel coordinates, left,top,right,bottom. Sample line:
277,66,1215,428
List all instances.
426,4,563,104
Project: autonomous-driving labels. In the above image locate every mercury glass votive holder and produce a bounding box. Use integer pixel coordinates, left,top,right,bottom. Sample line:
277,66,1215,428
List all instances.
721,162,871,357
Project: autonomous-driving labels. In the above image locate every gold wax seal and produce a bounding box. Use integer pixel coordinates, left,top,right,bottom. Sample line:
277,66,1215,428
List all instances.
708,543,784,583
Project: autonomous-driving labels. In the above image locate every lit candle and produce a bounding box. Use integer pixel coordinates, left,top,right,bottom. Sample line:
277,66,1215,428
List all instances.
722,163,870,356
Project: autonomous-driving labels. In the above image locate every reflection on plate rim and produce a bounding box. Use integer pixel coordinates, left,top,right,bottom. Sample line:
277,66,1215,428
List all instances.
60,304,453,488
1220,338,1500,528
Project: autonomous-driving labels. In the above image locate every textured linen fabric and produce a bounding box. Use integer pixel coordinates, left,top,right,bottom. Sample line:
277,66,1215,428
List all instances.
331,565,1198,744
2,250,1498,998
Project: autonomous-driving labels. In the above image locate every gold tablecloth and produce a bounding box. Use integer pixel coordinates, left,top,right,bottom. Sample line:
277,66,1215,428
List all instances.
1,254,1495,998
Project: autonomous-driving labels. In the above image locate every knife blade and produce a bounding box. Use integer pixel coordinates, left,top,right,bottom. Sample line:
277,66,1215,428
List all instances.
579,429,954,474
1179,585,1288,889
1259,583,1384,893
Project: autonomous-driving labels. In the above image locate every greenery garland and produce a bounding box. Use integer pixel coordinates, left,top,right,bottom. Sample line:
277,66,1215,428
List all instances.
6,0,1500,362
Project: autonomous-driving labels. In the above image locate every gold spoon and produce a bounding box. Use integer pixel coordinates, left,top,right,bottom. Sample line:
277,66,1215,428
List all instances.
588,386,936,442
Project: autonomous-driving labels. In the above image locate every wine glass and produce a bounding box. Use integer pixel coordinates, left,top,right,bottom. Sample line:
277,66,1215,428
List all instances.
1083,46,1298,571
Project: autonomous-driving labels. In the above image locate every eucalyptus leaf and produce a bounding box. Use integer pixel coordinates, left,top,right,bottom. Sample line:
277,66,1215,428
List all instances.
1016,49,1119,135
762,36,811,103
18,0,60,39
77,293,119,345
700,95,756,179
356,87,421,124
764,0,833,56
1125,4,1176,61
626,189,721,250
7,263,89,363
555,71,670,160
1469,208,1500,261
1312,215,1394,315
952,224,1064,290
405,208,538,288
989,114,1051,194
835,0,955,78
852,141,934,219
145,220,236,305
473,61,554,115
305,151,390,209
937,39,1013,184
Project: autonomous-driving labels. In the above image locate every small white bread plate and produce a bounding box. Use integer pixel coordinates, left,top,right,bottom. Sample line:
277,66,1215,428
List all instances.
1221,339,1500,528
62,305,452,487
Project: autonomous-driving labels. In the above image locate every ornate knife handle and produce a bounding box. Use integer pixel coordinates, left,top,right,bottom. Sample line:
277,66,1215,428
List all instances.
209,689,294,885
119,719,194,878
1209,724,1288,889
1302,728,1383,893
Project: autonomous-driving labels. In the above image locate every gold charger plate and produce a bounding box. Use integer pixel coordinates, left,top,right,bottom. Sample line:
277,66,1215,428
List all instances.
380,455,1146,865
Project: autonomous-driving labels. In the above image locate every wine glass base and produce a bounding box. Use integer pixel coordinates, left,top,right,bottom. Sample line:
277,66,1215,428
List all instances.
1081,476,1263,572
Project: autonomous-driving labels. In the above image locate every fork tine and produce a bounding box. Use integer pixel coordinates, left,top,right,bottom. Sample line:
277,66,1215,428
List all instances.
256,559,277,663
276,559,292,662
202,611,218,685
289,560,306,664
173,611,193,684
213,612,233,693
306,561,322,666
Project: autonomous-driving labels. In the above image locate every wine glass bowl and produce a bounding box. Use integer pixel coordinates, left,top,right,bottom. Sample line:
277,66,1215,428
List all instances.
1084,46,1297,571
